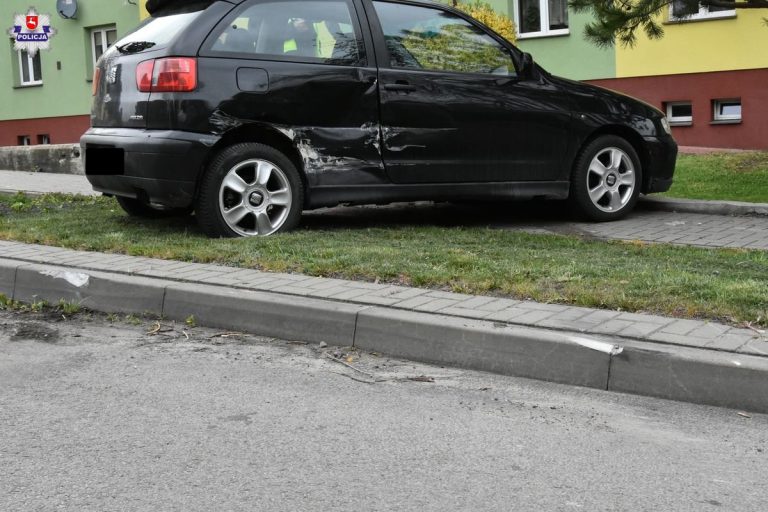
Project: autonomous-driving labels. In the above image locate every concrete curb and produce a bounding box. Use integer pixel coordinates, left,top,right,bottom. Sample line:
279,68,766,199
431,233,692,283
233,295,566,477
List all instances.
2,258,767,413
163,282,366,346
640,196,768,217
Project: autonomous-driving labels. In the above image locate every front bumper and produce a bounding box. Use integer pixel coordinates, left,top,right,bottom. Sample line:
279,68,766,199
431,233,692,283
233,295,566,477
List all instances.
80,128,220,208
643,134,678,194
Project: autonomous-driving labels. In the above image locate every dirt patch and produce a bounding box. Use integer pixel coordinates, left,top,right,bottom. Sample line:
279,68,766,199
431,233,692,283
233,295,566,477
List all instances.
9,321,59,343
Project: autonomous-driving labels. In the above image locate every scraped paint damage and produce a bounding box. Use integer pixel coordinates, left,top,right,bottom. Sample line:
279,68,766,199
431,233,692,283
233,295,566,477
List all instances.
209,110,388,179
276,124,384,175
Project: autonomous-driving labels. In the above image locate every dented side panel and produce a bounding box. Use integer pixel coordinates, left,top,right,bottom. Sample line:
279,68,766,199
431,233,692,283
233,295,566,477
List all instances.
147,57,385,187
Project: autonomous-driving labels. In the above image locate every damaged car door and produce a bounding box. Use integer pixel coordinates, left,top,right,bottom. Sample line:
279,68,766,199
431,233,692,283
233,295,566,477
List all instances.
367,0,571,184
197,0,383,188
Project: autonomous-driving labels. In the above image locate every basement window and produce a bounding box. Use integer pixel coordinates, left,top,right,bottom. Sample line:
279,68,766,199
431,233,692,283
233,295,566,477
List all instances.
38,134,51,145
713,99,741,123
665,101,693,126
18,135,31,146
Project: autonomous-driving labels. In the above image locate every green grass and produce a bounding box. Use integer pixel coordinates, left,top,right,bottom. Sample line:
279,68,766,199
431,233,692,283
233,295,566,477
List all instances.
0,193,766,326
663,152,768,203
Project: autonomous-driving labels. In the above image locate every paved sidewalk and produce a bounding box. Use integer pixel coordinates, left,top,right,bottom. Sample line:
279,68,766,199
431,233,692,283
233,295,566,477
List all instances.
0,170,97,196
0,239,764,356
575,210,768,250
3,170,768,250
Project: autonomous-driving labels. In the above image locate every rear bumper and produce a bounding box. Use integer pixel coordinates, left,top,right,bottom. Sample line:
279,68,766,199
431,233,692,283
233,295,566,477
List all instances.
643,135,678,194
80,128,219,208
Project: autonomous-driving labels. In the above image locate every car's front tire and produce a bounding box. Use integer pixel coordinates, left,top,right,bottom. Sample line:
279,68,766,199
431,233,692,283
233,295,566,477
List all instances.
569,135,642,222
196,143,304,238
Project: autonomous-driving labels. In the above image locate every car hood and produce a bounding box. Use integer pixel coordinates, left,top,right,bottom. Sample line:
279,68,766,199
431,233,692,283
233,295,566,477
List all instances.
547,74,664,120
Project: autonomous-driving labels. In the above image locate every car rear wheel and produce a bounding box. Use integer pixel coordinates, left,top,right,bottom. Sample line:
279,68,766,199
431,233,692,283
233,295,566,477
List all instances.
569,135,642,222
196,143,304,238
115,196,191,218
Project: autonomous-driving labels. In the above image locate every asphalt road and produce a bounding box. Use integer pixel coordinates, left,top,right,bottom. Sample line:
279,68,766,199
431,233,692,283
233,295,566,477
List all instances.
1,310,766,511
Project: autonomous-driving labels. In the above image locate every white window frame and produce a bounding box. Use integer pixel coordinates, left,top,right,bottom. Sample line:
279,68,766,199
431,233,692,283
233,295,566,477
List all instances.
669,2,735,22
665,101,693,125
713,99,742,122
18,50,42,86
514,0,570,39
91,26,117,68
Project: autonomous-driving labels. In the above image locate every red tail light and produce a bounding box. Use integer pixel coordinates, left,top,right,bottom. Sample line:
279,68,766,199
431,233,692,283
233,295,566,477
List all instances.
136,60,154,92
92,67,101,96
136,57,197,93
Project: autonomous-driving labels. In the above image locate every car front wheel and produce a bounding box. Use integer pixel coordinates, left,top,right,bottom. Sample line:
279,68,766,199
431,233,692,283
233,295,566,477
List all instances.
569,135,642,222
196,143,304,238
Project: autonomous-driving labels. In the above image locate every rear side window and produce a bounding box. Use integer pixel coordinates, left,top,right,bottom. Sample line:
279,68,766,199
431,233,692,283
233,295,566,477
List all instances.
208,0,363,65
373,1,516,77
116,11,203,52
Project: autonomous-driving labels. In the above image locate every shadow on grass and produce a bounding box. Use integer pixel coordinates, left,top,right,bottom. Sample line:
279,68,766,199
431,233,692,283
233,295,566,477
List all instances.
300,200,579,232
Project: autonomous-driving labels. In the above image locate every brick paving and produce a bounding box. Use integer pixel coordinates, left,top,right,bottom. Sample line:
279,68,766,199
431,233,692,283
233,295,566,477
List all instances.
573,211,768,250
1,239,765,358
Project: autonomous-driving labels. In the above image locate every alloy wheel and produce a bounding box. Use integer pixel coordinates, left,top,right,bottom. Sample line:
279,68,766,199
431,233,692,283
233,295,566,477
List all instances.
586,147,636,213
218,159,293,236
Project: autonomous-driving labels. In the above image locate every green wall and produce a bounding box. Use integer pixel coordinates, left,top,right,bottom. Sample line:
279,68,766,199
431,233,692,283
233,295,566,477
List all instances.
443,0,615,81
0,0,140,122
514,11,615,81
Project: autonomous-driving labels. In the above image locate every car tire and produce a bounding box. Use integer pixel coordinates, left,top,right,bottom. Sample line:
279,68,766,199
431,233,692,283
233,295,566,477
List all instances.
569,135,643,222
115,196,191,218
196,143,304,238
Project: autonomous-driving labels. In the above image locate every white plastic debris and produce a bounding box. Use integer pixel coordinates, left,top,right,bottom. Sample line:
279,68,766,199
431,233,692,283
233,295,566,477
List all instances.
568,336,624,356
40,270,90,288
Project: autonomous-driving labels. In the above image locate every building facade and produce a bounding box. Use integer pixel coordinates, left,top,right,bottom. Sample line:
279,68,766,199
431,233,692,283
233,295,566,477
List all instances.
493,0,768,149
0,0,140,146
3,1,766,149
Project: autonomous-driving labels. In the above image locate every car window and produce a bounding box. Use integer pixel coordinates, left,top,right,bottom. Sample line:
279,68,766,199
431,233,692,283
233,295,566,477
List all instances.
210,0,362,65
373,1,515,77
116,11,203,51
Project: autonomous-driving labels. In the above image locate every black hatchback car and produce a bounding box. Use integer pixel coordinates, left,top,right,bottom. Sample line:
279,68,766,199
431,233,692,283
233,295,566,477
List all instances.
81,0,677,238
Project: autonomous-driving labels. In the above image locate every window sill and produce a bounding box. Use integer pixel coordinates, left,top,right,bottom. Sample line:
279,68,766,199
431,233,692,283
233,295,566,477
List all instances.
664,13,737,25
669,121,692,127
710,119,741,125
517,29,570,40
13,83,43,89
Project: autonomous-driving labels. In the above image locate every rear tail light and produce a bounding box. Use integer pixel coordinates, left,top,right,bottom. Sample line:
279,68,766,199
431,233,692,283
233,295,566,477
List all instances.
136,57,197,93
92,67,101,96
136,60,154,92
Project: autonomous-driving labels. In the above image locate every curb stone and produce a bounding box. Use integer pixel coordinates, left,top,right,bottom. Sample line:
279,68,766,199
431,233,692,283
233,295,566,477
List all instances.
610,340,768,413
354,307,611,389
13,264,167,314
163,281,366,346
2,257,768,413
640,196,768,217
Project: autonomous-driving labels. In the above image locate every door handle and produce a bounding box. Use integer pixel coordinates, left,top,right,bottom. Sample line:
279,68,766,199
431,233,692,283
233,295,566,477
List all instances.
384,82,416,92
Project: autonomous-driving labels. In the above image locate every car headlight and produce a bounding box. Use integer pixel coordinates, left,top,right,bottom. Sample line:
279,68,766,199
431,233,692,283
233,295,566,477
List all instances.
660,117,672,135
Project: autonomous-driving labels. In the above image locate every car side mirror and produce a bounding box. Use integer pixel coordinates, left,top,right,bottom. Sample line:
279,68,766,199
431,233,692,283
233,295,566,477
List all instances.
519,52,534,80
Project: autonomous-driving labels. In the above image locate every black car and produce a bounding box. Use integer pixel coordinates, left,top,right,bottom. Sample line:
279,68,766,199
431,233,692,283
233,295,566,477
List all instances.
81,0,677,238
